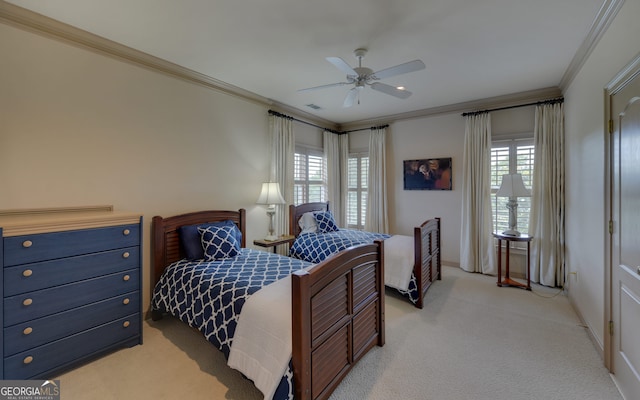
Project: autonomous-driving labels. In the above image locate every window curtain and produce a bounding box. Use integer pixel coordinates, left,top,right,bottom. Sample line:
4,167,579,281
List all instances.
268,114,295,255
323,131,348,227
529,102,565,286
460,113,496,274
366,126,388,233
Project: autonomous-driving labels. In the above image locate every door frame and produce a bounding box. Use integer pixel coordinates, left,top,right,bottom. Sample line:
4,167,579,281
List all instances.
604,53,640,371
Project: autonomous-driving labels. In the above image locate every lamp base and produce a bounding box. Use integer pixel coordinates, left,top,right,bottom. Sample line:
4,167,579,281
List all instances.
263,234,279,241
501,229,521,237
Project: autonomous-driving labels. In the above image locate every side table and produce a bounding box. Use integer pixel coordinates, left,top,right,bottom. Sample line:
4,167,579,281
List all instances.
254,235,295,253
493,232,533,290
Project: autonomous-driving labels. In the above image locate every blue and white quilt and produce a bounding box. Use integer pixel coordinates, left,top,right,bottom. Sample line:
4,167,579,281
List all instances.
290,229,421,305
289,229,390,263
151,248,312,400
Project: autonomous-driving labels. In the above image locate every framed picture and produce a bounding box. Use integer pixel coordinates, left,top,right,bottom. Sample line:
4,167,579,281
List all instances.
403,158,452,190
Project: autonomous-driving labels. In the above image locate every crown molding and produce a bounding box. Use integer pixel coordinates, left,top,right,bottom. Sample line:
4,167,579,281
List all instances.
0,1,272,107
605,51,640,95
338,87,563,131
268,100,340,131
559,0,624,91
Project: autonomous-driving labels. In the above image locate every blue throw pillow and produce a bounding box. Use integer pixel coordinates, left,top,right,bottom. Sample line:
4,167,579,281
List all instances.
198,225,240,261
314,211,339,233
178,220,242,260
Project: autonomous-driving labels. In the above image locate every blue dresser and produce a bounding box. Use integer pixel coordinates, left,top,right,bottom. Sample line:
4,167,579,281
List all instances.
0,206,143,379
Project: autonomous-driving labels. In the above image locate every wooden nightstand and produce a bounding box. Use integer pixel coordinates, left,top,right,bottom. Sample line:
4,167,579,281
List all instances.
253,235,295,253
493,232,533,290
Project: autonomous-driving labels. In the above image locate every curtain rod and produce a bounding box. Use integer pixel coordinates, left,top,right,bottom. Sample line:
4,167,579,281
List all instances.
267,110,388,134
342,124,389,133
268,110,341,134
461,97,564,117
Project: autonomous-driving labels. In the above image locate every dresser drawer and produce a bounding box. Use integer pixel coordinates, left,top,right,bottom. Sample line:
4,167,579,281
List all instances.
4,269,139,327
4,293,139,356
4,224,140,266
4,247,139,296
4,315,140,379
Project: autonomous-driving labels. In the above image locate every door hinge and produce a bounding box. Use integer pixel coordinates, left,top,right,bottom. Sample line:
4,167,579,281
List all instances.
609,320,614,336
609,119,614,134
609,220,613,234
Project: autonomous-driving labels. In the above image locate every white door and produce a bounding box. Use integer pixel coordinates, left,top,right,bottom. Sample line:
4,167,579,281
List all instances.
610,73,640,399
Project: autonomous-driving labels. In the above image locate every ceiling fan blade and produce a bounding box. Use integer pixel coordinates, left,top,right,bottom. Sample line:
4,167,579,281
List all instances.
326,57,358,76
343,87,360,108
372,60,425,80
297,82,351,92
370,82,412,99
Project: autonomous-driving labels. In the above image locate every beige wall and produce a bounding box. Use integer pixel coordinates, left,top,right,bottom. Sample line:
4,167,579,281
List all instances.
564,0,640,353
0,23,274,310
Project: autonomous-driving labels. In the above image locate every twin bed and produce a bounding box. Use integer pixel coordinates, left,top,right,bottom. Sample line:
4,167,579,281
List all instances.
149,205,441,399
289,202,441,309
150,209,385,400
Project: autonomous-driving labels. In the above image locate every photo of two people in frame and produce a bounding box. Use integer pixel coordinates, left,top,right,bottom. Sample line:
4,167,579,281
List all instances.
403,158,452,190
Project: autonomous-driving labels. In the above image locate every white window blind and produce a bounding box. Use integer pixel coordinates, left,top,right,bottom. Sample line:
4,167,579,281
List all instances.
294,147,326,205
346,153,368,229
490,139,534,234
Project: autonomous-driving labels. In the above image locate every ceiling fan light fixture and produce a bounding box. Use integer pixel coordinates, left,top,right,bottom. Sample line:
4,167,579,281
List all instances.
298,49,425,108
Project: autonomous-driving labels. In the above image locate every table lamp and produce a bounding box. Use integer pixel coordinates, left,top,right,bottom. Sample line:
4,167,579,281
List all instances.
496,173,531,236
256,182,286,241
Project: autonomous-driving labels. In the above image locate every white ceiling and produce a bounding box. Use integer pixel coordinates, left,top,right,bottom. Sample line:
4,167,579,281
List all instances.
6,0,605,125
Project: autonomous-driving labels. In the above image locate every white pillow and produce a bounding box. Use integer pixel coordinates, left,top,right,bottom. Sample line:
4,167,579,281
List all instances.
298,212,318,234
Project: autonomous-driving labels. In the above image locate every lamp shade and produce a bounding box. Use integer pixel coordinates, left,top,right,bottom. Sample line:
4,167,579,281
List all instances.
496,173,531,198
256,182,285,205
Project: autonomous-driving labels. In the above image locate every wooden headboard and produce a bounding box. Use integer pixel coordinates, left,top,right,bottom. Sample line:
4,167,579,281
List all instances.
289,202,330,237
151,209,246,286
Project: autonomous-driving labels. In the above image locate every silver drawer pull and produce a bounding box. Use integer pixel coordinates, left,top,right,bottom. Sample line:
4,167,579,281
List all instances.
22,240,33,248
123,321,130,328
123,229,130,236
122,298,130,305
23,356,33,364
122,252,130,259
22,269,33,277
23,327,33,335
123,275,130,282
23,298,33,306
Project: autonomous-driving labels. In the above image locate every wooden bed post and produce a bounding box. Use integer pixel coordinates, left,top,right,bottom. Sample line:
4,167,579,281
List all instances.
413,226,424,309
151,216,166,289
292,269,312,400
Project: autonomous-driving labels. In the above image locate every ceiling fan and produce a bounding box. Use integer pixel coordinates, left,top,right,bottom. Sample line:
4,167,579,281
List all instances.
298,48,425,108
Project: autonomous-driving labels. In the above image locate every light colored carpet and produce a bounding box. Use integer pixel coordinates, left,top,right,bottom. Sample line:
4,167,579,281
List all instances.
55,266,622,399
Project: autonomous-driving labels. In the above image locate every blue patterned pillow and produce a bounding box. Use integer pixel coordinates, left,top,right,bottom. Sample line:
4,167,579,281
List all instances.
179,221,242,260
198,225,241,261
314,211,339,233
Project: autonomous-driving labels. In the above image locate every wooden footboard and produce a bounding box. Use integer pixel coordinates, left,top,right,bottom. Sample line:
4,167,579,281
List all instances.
413,217,441,309
291,241,385,400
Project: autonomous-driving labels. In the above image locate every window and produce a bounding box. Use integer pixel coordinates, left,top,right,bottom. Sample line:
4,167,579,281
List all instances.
294,147,326,205
346,152,368,229
490,138,534,234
